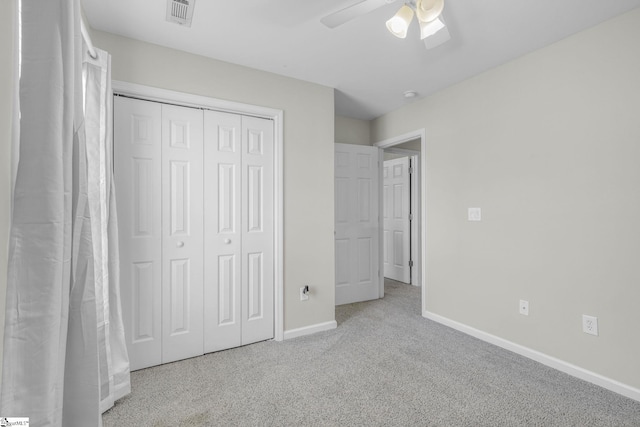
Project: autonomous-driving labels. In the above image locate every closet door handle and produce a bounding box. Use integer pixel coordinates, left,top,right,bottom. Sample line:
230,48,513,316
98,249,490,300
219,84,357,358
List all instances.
177,241,184,248
224,238,231,244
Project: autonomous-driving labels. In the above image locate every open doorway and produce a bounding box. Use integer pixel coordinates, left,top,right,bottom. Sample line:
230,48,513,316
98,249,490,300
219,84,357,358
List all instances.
375,130,426,314
382,147,420,286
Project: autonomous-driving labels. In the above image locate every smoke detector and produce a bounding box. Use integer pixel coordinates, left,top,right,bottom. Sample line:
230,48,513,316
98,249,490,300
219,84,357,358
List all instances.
166,0,196,27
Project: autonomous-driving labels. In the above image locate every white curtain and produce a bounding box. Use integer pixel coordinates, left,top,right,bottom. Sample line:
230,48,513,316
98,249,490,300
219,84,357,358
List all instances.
0,0,130,425
82,45,131,414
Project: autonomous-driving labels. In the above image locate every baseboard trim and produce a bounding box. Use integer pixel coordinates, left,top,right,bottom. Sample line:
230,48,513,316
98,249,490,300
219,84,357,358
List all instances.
423,310,640,403
283,320,337,340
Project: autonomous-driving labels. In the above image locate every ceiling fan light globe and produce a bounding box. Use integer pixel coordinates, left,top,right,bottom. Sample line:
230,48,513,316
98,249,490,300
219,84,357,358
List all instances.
386,5,414,39
416,0,444,24
420,17,445,39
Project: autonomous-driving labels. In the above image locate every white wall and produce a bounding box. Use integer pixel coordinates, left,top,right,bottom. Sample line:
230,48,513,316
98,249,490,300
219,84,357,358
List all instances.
92,31,336,332
0,0,15,379
372,9,640,390
335,115,371,145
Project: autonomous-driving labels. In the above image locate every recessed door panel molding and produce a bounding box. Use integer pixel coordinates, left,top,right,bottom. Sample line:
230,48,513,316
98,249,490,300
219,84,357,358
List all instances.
358,178,371,222
393,231,404,266
247,252,264,320
357,153,371,170
170,161,190,236
170,120,190,149
383,157,410,284
132,115,153,145
393,184,403,219
335,239,350,286
133,158,153,237
218,254,237,326
334,143,380,305
357,237,372,284
218,163,236,233
247,129,264,155
169,258,190,335
161,103,204,365
248,166,264,233
383,230,390,265
114,96,162,371
132,261,154,343
383,183,391,220
335,178,349,224
218,126,236,152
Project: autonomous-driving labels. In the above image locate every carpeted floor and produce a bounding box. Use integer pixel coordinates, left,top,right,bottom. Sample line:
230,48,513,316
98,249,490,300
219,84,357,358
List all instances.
103,280,640,426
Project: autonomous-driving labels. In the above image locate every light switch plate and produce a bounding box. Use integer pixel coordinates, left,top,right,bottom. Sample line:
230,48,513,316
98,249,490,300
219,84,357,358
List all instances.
468,207,481,221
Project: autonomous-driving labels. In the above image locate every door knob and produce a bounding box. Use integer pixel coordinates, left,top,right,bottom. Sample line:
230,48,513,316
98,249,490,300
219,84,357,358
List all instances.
177,241,184,248
224,238,231,244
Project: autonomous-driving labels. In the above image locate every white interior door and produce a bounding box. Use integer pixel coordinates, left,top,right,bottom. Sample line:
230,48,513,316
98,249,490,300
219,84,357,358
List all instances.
161,104,204,364
335,143,380,305
383,157,410,284
241,116,274,345
114,96,163,371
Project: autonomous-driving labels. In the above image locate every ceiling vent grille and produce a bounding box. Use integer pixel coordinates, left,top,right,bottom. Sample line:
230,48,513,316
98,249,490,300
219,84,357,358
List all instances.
166,0,196,27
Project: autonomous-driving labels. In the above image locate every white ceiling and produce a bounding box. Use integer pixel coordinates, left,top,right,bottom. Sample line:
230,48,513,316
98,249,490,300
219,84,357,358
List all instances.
83,0,640,120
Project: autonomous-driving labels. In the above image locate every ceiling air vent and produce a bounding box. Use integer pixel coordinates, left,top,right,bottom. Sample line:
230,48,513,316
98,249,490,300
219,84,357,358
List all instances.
166,0,196,27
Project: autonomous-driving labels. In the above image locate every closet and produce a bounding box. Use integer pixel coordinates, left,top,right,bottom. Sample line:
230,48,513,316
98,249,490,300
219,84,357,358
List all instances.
114,96,274,371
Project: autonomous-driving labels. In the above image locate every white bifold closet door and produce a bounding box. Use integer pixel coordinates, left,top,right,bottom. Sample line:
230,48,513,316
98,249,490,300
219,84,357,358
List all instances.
161,104,204,363
204,111,274,353
115,96,274,371
115,97,204,370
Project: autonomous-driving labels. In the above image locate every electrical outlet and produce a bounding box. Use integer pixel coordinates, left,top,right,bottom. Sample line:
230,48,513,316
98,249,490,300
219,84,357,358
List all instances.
300,286,309,301
582,315,598,336
468,207,481,221
519,300,529,316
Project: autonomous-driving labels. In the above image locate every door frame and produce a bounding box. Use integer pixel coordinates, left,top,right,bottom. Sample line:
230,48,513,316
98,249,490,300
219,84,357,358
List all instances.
374,129,426,313
112,80,285,342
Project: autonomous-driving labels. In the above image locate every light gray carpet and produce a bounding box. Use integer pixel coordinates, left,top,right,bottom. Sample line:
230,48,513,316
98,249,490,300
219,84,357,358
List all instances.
103,280,640,426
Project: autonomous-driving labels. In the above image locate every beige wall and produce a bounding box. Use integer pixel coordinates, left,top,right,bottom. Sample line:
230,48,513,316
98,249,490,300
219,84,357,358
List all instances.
92,31,336,331
335,115,371,145
372,9,640,390
394,139,421,152
0,0,15,378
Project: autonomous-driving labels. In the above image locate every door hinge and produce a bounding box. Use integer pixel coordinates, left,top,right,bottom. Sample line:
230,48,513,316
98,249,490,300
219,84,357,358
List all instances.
408,167,413,174
409,214,413,221
409,260,414,268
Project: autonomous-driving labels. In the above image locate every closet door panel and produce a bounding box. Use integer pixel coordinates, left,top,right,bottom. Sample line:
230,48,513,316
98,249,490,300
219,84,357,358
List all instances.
161,104,204,364
241,116,274,345
114,97,162,371
204,111,243,353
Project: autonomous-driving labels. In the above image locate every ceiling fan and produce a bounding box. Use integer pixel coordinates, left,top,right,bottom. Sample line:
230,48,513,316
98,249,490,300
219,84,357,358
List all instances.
321,0,450,49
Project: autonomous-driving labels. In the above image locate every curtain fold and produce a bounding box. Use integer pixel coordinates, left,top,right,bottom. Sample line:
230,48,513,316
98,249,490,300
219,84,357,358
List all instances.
1,1,130,425
82,46,131,414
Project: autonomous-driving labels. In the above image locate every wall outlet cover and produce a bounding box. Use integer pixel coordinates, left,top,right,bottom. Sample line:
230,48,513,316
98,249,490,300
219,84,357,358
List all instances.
519,299,529,316
582,315,598,336
300,286,309,301
468,207,481,221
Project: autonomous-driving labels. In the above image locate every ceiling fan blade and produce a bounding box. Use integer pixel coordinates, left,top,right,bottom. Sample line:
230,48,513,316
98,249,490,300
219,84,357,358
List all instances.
321,0,395,29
